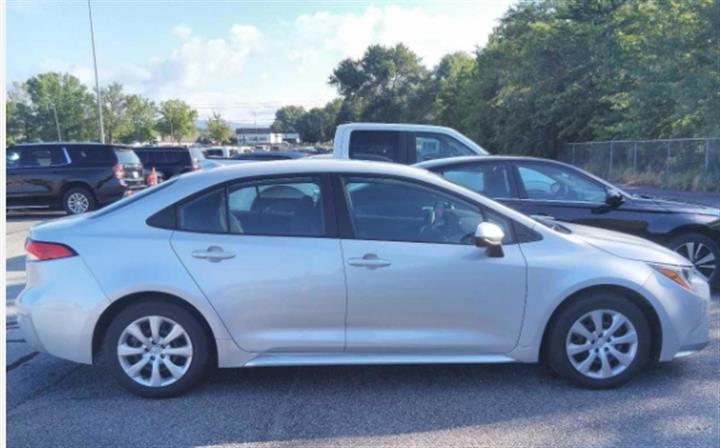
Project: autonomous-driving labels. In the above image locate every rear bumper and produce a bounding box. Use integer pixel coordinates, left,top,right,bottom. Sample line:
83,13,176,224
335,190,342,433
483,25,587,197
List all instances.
16,256,110,364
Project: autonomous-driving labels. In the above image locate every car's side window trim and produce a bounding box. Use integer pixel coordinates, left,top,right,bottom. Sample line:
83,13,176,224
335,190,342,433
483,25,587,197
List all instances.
158,172,338,238
333,172,521,245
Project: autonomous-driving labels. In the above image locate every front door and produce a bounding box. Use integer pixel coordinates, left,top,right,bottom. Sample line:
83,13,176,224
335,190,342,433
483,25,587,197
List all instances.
339,176,527,354
170,176,347,353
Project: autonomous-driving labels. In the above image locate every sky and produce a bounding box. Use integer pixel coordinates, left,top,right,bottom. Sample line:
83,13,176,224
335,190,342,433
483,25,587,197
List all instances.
7,0,516,125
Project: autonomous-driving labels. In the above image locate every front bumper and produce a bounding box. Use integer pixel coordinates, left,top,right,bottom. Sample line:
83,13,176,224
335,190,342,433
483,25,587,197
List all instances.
644,269,711,362
16,256,110,364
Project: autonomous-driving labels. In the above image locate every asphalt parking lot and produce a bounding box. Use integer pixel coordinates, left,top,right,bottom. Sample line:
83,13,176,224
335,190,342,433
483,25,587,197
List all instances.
5,211,720,447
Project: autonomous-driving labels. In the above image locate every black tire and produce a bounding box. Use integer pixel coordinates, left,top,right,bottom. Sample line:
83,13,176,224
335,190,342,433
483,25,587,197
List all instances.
545,291,651,389
62,186,96,215
668,232,719,289
102,300,211,398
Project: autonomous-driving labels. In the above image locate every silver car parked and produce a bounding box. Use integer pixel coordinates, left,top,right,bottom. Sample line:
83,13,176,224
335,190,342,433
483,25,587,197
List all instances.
17,160,710,397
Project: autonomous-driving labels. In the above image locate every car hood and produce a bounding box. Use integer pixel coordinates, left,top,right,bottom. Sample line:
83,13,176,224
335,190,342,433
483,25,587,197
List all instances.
563,222,692,267
633,195,720,216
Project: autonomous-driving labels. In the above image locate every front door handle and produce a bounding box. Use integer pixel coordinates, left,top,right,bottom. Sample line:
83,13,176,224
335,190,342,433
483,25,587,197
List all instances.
348,253,391,269
192,246,235,262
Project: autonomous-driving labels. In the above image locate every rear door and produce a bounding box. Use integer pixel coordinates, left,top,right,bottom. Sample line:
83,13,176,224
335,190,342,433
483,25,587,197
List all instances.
13,145,69,204
170,175,347,353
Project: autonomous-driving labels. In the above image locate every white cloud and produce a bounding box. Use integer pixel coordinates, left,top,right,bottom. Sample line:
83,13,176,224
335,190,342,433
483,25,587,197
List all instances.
289,3,509,67
172,24,193,40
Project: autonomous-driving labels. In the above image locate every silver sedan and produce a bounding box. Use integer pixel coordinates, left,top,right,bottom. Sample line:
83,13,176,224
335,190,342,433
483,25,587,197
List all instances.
17,160,710,397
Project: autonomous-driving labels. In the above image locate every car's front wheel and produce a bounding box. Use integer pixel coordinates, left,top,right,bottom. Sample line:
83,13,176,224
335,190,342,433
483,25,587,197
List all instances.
103,300,211,398
546,291,651,389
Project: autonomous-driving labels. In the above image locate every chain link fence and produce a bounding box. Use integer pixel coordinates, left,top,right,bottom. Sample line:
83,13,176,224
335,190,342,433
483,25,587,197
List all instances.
558,138,720,192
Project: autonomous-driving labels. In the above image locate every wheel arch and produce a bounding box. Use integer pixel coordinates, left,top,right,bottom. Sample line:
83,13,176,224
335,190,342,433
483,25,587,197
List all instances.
663,224,720,246
91,291,218,365
539,284,663,364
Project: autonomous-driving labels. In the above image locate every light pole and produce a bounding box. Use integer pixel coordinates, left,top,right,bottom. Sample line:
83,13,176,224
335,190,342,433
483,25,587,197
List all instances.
51,103,62,141
87,0,105,143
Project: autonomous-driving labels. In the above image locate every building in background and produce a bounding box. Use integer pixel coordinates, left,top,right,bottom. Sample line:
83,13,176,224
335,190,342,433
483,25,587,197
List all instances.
235,128,301,146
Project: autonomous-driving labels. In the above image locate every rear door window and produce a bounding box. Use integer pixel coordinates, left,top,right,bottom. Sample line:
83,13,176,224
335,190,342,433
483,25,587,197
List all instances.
349,131,403,163
440,163,516,199
228,178,325,237
22,146,66,167
177,188,228,233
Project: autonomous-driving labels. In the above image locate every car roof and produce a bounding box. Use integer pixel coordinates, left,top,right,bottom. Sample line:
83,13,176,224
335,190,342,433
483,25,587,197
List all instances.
414,155,563,169
338,122,458,133
8,142,129,148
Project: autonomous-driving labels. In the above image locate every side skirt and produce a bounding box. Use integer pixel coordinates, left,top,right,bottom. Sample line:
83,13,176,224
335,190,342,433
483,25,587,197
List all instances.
241,353,520,368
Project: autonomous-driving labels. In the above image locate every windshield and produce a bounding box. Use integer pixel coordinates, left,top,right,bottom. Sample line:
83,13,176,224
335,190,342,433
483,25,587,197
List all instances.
90,178,178,218
533,215,572,234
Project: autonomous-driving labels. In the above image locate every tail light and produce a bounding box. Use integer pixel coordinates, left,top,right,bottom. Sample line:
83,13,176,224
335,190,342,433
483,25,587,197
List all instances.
25,239,77,261
113,163,125,179
192,162,200,171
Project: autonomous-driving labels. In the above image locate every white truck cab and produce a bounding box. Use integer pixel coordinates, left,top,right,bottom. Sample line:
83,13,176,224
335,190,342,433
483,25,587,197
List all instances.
331,123,488,164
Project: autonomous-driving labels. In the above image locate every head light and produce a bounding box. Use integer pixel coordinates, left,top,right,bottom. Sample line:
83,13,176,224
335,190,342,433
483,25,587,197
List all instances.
649,263,696,292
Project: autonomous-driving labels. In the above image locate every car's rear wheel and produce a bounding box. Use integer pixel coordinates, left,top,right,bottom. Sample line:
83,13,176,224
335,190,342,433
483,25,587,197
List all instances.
62,186,96,215
669,232,718,288
546,291,651,389
103,300,211,398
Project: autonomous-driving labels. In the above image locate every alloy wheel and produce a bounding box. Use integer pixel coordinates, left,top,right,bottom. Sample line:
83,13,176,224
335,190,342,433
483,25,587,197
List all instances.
674,241,716,281
565,309,638,380
117,315,193,388
67,192,90,214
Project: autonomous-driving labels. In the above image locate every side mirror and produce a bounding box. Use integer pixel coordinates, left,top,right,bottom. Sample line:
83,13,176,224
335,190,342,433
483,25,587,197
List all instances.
605,189,624,207
474,222,505,257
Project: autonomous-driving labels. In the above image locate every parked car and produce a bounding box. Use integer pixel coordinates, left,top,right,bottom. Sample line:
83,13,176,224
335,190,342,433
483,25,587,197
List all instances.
6,143,145,214
18,160,709,397
232,150,307,161
416,156,720,287
133,146,205,179
203,146,244,159
331,123,488,164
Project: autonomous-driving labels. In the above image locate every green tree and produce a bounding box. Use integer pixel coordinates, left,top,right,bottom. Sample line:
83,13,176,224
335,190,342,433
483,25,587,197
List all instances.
122,95,157,143
206,111,233,144
23,72,96,142
271,105,306,132
101,82,130,143
156,99,198,142
296,108,327,142
329,44,431,122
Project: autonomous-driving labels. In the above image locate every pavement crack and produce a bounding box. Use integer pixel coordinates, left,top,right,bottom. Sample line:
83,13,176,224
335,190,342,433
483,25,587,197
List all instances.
6,351,38,372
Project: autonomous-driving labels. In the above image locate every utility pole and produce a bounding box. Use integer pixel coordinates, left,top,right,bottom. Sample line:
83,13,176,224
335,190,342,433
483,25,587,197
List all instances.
87,0,105,143
51,103,62,141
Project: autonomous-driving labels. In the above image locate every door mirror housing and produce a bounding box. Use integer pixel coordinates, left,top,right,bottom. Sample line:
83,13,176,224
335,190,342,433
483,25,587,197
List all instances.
474,222,505,257
605,189,625,207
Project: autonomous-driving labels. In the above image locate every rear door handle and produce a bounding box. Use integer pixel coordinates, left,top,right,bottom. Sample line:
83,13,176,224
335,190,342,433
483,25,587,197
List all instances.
192,246,235,262
348,253,391,269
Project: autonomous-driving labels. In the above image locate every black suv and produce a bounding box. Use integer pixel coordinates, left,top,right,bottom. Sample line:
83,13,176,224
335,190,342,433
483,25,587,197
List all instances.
418,156,720,287
6,143,145,214
133,147,205,179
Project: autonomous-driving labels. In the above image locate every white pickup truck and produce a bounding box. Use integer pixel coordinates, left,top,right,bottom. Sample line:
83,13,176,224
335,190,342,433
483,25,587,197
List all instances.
330,123,488,164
